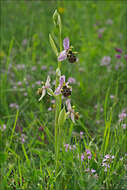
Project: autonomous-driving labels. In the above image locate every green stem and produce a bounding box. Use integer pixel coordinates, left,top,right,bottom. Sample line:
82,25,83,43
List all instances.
55,94,61,166
55,23,62,169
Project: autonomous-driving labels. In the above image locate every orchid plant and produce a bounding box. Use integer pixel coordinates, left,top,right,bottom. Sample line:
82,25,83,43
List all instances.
38,10,78,169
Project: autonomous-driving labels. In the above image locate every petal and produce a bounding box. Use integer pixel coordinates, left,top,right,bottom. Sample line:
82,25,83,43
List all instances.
63,37,70,50
66,81,69,86
68,77,76,84
66,82,72,92
58,50,67,61
66,99,71,110
54,85,61,95
59,75,65,86
45,75,51,88
76,57,79,62
39,89,46,101
71,112,75,123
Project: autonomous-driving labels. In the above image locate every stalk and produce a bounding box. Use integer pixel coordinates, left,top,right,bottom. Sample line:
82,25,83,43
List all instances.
54,16,62,168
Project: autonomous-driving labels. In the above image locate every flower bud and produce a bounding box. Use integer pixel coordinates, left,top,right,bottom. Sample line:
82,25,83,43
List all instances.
56,68,61,77
53,9,62,33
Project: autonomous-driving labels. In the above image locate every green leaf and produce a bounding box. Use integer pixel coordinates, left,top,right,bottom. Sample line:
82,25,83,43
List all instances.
58,107,66,127
49,34,58,56
0,152,7,167
47,88,54,96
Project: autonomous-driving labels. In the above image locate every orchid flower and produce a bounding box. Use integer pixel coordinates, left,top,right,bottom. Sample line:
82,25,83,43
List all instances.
54,75,72,97
38,76,53,101
55,75,65,95
58,37,78,63
58,38,70,61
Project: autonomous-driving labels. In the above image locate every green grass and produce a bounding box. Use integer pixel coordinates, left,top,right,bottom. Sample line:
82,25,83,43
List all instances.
0,1,127,189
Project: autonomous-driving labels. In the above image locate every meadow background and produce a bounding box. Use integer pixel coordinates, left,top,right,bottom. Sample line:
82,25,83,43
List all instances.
0,0,127,190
